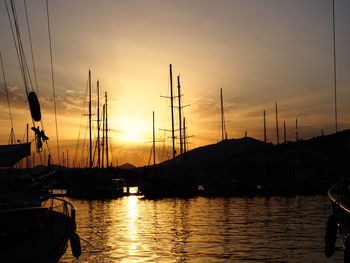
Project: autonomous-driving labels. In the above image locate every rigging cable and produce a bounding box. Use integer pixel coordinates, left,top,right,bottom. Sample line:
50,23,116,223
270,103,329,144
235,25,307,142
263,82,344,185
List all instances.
46,0,60,165
5,0,31,96
73,79,89,167
24,0,39,95
23,0,46,164
0,51,15,133
5,0,50,163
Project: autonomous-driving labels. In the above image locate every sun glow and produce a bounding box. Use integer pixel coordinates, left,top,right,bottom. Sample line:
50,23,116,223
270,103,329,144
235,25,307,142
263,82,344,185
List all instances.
110,115,150,144
126,131,138,142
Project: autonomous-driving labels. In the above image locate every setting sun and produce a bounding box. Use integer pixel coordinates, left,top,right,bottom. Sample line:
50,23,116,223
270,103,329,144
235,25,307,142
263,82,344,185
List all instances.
126,131,137,142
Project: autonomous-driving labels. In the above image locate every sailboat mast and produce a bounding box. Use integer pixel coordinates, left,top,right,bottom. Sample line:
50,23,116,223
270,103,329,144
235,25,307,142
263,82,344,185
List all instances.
169,64,175,160
283,121,286,143
183,117,187,153
295,118,299,142
101,104,105,168
105,91,109,168
153,111,156,167
177,75,183,155
26,123,29,168
275,102,279,145
88,70,92,168
332,0,338,132
97,80,100,168
263,110,267,143
220,88,227,140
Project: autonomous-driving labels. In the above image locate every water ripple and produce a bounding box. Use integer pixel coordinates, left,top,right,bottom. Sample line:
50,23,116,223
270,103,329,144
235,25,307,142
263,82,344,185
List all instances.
60,195,341,263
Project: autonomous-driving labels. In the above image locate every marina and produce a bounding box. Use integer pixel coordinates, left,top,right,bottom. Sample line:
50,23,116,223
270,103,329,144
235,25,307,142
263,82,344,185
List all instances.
1,0,350,262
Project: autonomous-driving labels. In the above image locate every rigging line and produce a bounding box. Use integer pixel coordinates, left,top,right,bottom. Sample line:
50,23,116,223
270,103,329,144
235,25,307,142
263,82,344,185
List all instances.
147,145,153,167
7,0,51,159
7,0,35,131
5,0,28,95
23,0,51,159
9,0,33,94
332,0,338,133
0,51,14,130
24,0,39,95
4,0,21,81
46,0,60,165
12,0,34,94
73,77,89,166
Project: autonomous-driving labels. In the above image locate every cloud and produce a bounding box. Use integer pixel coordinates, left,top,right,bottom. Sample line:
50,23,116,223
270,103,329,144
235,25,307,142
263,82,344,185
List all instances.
0,87,88,118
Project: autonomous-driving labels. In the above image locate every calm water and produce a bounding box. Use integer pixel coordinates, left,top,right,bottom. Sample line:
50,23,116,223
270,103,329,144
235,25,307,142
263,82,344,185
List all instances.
60,195,341,263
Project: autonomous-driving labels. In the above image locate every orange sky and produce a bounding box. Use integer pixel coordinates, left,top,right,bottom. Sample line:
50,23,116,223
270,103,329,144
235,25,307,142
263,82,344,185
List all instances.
1,0,350,167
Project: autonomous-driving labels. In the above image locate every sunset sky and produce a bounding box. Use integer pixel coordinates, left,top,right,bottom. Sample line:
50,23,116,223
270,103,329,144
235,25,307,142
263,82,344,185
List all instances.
1,0,350,166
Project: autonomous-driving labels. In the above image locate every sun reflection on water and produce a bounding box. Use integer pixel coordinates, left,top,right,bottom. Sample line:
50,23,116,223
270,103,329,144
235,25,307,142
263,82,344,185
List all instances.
62,196,338,263
126,196,140,259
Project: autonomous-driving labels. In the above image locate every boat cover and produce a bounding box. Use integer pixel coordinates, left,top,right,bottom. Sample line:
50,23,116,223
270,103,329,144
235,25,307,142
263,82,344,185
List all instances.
0,143,31,167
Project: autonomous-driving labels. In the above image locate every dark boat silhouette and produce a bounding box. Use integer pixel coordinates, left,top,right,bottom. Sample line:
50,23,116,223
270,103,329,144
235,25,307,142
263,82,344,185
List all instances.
0,148,81,263
325,180,350,261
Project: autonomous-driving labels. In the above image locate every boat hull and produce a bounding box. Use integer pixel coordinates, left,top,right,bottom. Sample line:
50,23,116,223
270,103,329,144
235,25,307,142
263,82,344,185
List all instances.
0,203,74,263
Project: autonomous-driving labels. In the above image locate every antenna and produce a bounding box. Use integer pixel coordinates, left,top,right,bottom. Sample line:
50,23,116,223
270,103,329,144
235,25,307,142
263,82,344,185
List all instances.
283,121,286,143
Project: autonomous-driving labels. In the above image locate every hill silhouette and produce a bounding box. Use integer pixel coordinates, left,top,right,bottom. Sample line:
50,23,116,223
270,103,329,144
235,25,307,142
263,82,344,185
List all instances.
161,137,269,168
118,163,136,170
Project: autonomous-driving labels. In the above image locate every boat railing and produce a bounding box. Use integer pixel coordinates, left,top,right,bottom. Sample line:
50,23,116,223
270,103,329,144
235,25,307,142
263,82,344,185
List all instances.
42,197,77,228
328,182,350,214
328,181,350,233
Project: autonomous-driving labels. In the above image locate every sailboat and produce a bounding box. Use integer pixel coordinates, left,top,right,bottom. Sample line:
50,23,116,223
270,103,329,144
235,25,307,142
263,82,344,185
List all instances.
67,71,124,199
139,64,198,199
0,0,81,262
324,1,350,262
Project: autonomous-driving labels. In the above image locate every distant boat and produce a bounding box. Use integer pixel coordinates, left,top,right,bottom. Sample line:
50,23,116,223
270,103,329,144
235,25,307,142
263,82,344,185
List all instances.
65,71,124,199
140,65,198,199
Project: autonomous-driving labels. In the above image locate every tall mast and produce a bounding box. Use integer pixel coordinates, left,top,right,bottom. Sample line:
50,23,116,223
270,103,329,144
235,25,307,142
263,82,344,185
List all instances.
169,64,175,160
295,118,299,142
101,104,105,168
97,80,100,168
153,111,156,167
283,121,286,143
263,110,267,143
177,75,183,155
332,0,338,132
105,91,109,168
88,70,92,168
183,117,186,153
220,88,226,140
275,102,279,144
26,123,29,168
